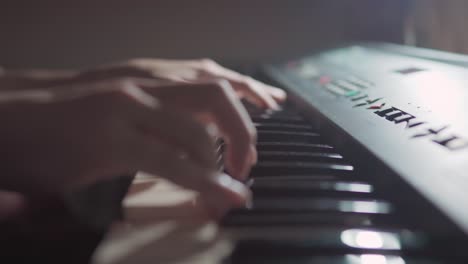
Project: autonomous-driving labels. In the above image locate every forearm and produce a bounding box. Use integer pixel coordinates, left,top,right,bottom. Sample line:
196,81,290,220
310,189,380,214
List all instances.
0,67,79,90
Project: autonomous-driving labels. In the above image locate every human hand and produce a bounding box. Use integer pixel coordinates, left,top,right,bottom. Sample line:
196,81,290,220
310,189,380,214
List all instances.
1,59,286,109
0,78,254,212
78,58,286,109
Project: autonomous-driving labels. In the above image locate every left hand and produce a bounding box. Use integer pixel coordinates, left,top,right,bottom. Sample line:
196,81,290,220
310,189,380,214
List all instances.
78,58,286,109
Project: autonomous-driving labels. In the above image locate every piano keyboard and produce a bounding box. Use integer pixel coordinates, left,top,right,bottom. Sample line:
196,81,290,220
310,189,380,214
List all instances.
223,105,467,264
222,43,468,263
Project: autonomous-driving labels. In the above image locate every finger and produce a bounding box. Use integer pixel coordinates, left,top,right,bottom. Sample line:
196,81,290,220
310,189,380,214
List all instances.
218,76,280,109
267,86,287,101
118,84,252,209
118,85,218,169
138,80,257,180
127,137,250,210
197,60,285,107
234,78,279,109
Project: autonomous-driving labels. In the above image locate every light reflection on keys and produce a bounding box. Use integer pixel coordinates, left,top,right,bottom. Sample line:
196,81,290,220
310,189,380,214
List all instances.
250,198,392,214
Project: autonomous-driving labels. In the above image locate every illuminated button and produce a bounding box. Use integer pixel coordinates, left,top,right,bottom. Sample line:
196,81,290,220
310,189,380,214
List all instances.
345,90,361,97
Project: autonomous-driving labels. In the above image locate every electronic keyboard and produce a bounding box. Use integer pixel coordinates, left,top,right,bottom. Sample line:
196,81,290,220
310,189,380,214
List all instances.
223,43,468,264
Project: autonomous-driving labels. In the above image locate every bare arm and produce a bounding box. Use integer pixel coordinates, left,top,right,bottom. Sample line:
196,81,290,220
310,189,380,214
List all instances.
0,68,78,90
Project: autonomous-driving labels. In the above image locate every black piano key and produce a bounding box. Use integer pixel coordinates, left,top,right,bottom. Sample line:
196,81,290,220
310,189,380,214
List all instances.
263,112,302,119
257,151,344,163
252,116,307,125
229,227,428,254
250,161,354,177
248,197,393,214
244,104,296,115
250,179,372,192
225,183,405,228
250,179,375,199
254,122,316,132
256,142,336,152
250,175,340,181
228,227,468,260
249,107,301,116
223,210,393,227
257,130,321,143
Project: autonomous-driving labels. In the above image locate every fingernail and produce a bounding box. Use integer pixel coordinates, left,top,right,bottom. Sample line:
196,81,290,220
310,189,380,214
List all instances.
216,173,250,206
271,87,287,100
270,101,280,110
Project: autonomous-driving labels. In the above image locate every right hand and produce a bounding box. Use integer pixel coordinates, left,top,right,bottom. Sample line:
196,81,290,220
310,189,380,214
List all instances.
0,78,255,212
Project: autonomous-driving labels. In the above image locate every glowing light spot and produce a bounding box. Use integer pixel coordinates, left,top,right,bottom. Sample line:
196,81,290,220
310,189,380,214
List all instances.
355,231,384,248
361,254,388,264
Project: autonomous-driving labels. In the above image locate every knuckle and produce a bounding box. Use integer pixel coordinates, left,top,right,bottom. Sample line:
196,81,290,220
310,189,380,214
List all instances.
198,58,219,69
199,58,215,65
243,76,256,85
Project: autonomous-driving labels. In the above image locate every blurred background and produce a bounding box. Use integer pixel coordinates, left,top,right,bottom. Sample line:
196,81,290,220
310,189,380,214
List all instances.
0,0,465,69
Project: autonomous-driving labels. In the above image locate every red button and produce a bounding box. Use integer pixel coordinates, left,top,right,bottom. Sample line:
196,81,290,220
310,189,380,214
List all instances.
319,75,331,85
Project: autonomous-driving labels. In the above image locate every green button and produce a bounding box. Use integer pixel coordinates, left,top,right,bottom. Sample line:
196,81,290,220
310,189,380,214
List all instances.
345,90,361,97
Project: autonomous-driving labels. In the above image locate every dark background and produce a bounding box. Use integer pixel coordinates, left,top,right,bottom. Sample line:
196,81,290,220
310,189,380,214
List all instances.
0,0,408,69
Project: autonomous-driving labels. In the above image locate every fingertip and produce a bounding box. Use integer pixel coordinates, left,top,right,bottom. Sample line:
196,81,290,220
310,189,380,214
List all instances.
223,142,253,181
250,145,258,165
238,156,253,181
257,95,279,110
200,173,251,218
215,173,251,207
269,100,281,110
267,86,287,100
